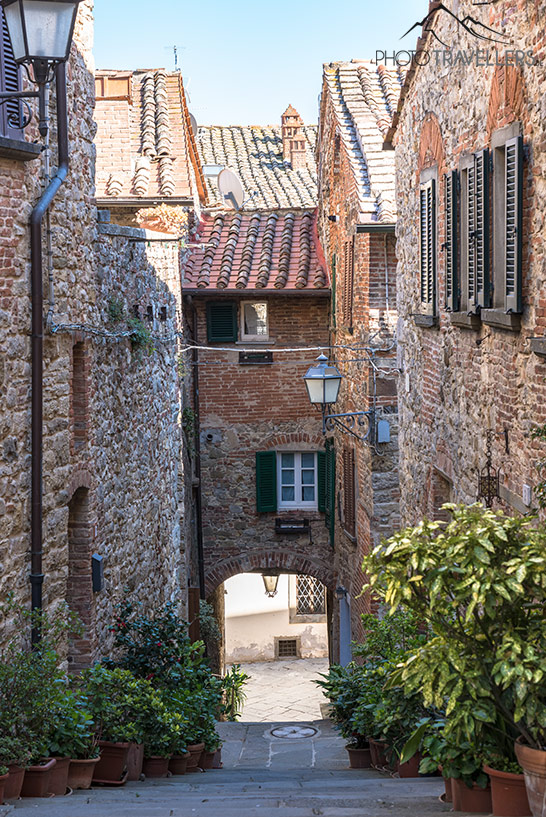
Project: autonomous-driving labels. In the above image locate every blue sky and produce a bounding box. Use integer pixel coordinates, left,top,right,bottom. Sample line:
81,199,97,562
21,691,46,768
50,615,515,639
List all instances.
94,0,426,126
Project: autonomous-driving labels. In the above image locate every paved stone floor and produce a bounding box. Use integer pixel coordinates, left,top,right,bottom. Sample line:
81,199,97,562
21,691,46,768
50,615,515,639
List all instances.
2,721,478,817
236,658,330,722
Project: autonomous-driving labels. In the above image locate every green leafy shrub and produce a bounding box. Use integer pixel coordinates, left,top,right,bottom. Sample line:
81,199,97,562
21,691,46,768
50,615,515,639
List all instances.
48,688,98,759
222,664,250,722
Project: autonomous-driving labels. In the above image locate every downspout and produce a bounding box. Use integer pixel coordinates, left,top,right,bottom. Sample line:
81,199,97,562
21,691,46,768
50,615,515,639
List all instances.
191,302,206,600
30,63,69,644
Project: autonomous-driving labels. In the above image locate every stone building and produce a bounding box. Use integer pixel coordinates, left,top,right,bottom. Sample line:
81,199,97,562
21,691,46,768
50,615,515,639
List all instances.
315,61,402,641
0,8,195,661
186,111,337,661
389,0,546,521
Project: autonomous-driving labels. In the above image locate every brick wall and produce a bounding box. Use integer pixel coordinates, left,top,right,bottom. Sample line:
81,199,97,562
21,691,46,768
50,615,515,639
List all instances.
316,97,400,645
394,0,546,523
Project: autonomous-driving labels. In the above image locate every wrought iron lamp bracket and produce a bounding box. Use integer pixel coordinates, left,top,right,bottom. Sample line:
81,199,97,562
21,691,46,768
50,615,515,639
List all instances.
322,407,375,443
0,63,54,137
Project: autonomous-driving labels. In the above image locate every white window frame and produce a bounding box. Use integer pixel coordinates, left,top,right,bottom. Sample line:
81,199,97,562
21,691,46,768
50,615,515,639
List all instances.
240,301,269,341
277,451,318,510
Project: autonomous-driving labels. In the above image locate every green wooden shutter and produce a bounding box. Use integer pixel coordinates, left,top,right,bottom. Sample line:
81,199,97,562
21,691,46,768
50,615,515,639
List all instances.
206,301,237,343
504,136,523,314
324,440,336,547
317,451,326,512
1,9,21,140
444,170,459,311
419,179,436,314
331,254,336,329
256,451,277,512
474,149,490,308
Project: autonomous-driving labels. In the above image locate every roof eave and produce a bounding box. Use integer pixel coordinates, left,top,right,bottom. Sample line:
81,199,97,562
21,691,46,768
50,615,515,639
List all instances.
182,288,331,297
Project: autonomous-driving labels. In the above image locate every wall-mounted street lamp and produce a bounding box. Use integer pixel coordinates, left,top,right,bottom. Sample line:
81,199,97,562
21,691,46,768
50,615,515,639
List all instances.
262,574,280,598
1,0,82,645
303,354,390,445
1,0,82,135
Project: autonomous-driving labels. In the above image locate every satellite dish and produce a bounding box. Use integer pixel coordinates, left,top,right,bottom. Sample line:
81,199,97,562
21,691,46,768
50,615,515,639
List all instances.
189,112,198,138
217,168,245,210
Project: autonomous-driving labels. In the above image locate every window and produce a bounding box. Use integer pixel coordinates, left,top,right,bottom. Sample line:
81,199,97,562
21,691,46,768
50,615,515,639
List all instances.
444,170,459,312
278,452,317,509
206,301,237,343
324,439,336,547
492,129,523,314
342,238,354,330
460,150,490,312
342,446,356,537
0,8,22,141
255,450,326,513
296,575,326,615
241,302,268,340
419,176,437,315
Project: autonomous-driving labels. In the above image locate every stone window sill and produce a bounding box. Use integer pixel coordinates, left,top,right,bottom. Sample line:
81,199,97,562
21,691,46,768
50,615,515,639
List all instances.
449,311,481,330
481,309,521,332
412,313,439,328
0,135,41,162
530,338,546,358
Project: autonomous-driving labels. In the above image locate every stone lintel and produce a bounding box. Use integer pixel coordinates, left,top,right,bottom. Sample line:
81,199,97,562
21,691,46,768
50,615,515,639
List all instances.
0,135,42,161
412,313,439,328
530,338,546,358
481,309,521,332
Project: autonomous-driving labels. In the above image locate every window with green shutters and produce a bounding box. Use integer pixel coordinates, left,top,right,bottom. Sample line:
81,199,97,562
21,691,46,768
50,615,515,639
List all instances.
444,170,459,312
256,450,327,513
419,178,436,315
206,301,238,343
493,132,523,314
461,149,490,312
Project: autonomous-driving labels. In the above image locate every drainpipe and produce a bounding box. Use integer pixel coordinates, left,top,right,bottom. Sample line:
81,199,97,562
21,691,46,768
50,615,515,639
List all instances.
190,301,206,600
30,63,69,645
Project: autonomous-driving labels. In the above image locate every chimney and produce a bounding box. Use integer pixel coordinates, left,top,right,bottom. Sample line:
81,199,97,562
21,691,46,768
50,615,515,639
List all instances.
281,105,307,170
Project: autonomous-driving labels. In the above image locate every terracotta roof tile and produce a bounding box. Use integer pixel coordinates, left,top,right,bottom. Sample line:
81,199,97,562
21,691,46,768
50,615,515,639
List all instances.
95,69,199,203
184,210,327,292
197,125,318,210
320,60,405,224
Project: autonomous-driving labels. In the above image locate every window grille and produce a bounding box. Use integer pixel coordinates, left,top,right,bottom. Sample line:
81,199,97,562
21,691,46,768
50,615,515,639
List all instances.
277,638,298,658
296,575,326,615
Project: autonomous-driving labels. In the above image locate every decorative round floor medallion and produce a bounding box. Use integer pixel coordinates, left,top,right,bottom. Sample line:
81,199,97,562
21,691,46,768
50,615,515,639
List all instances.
270,725,318,739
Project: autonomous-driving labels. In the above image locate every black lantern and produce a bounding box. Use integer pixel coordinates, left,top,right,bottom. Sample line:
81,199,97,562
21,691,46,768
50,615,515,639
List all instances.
303,354,343,405
262,574,279,598
2,0,82,67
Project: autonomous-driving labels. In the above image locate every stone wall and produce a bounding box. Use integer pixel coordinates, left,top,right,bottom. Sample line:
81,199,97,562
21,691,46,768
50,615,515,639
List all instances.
316,91,400,644
0,1,190,656
394,0,546,523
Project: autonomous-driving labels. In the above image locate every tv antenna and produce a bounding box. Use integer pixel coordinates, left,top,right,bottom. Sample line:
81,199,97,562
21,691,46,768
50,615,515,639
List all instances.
173,45,180,72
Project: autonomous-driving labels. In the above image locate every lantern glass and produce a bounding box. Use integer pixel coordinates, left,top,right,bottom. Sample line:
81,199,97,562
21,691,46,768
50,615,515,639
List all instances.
303,355,343,405
3,0,80,63
262,574,279,597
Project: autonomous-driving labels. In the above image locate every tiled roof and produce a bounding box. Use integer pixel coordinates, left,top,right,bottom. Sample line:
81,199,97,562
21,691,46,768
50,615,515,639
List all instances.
197,125,318,210
320,60,405,224
183,211,328,291
95,69,205,204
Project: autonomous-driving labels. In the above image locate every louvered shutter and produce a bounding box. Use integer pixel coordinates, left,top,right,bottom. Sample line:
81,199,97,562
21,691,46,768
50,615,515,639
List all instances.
0,9,22,140
331,254,336,329
256,451,277,513
324,440,336,547
206,301,237,343
342,239,354,329
474,149,490,308
342,447,355,537
504,136,523,313
419,179,436,314
444,171,459,311
317,450,326,512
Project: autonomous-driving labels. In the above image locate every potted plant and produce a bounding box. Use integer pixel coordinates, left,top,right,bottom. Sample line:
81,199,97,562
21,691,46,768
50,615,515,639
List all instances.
363,505,546,815
0,765,8,805
141,690,184,778
0,737,30,801
61,697,100,791
221,664,250,722
484,751,531,817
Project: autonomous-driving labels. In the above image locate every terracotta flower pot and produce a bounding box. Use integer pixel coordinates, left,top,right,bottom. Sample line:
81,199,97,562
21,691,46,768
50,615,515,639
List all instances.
346,745,372,769
186,742,205,773
168,753,190,775
67,757,99,790
4,764,25,800
515,739,546,817
200,751,217,770
443,776,453,803
93,741,130,784
484,764,531,817
142,756,170,778
369,738,389,768
212,749,222,769
126,743,144,781
0,771,9,805
452,777,492,813
397,752,422,778
49,757,71,796
21,758,57,798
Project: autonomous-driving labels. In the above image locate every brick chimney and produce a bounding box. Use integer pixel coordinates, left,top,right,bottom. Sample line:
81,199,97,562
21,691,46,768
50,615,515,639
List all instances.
281,105,307,169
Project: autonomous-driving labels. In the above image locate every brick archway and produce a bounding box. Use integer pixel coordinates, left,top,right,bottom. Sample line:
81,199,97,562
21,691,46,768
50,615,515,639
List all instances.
205,549,335,597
